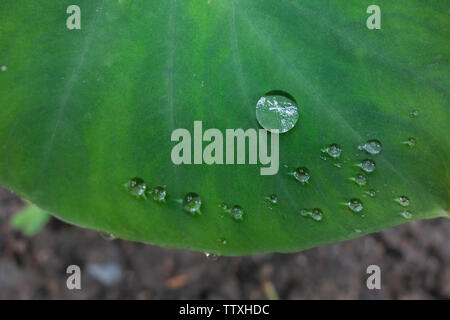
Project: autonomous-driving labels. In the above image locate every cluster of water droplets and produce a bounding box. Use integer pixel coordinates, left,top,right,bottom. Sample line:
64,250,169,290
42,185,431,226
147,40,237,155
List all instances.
124,177,167,203
300,208,323,222
394,195,413,219
219,203,245,222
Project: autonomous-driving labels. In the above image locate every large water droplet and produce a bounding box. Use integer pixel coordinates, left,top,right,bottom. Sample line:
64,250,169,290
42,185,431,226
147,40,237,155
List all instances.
230,205,244,221
321,144,342,159
256,91,299,133
359,159,376,173
348,199,364,213
205,253,220,261
300,208,323,221
149,186,167,203
124,177,147,199
183,193,202,215
395,196,410,207
352,173,367,186
292,167,311,184
358,140,382,155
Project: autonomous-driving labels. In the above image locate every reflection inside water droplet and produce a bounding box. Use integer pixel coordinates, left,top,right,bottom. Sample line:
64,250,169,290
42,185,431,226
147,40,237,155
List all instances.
256,90,299,133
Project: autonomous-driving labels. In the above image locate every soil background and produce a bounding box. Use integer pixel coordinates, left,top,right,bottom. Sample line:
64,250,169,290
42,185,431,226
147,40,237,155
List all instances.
0,187,449,299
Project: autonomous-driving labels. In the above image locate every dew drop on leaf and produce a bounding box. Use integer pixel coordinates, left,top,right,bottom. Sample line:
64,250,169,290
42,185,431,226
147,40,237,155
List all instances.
358,140,382,155
347,199,364,213
353,173,367,186
395,196,410,207
1,65,6,72
149,186,167,203
124,177,147,199
400,210,413,219
292,167,311,184
266,194,278,204
411,109,420,117
403,137,416,147
183,192,202,215
359,159,376,173
256,91,299,133
321,143,342,158
230,205,244,221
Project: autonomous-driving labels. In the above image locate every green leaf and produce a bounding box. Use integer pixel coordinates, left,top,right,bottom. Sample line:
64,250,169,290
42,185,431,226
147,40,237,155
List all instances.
0,1,448,255
11,203,51,237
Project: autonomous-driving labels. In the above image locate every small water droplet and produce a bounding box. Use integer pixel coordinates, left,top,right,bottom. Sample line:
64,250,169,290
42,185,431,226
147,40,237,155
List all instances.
347,199,364,213
292,167,311,184
230,205,244,221
219,203,229,211
334,162,343,168
266,194,278,204
395,196,410,207
366,189,377,197
400,210,413,219
183,193,202,215
411,109,419,117
124,177,147,199
403,137,416,147
321,144,342,158
354,229,362,233
352,173,367,186
256,91,299,133
100,232,116,241
221,238,228,245
359,159,376,173
300,208,323,221
205,253,220,261
149,186,167,203
358,140,382,155
1,65,7,72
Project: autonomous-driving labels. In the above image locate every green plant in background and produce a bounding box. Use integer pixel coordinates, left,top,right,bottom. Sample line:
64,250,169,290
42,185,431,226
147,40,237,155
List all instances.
11,203,50,237
0,1,448,256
